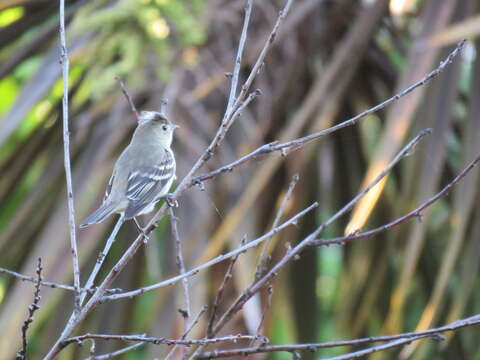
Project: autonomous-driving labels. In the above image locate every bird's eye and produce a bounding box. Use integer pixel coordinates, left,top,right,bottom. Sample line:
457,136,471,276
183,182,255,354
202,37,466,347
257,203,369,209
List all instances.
162,125,168,131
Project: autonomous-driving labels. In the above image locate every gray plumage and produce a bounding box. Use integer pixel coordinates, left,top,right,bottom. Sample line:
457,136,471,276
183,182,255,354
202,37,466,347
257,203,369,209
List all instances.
80,111,178,228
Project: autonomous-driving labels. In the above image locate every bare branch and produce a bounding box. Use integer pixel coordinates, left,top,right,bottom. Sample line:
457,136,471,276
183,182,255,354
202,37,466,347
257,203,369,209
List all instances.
252,284,273,343
196,314,480,359
192,40,466,187
62,333,266,349
83,342,145,360
256,174,299,278
212,130,431,335
0,266,122,294
224,0,294,125
207,237,246,338
81,216,124,303
115,76,140,123
1,266,75,292
165,305,209,360
270,39,466,153
177,0,294,185
224,0,253,116
59,0,81,312
42,201,314,359
102,203,318,302
310,149,480,247
168,207,190,358
16,258,42,360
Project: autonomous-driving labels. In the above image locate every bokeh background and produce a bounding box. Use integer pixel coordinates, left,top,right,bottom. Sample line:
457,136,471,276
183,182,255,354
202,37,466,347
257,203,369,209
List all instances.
1,0,480,359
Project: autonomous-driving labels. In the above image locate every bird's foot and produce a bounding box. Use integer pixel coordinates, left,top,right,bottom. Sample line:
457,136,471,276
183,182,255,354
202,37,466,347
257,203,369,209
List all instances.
164,193,178,208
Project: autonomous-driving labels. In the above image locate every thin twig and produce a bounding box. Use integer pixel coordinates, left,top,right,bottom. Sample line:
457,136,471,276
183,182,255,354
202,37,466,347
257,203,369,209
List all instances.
102,203,317,302
165,305,209,360
211,130,431,336
168,207,190,358
16,258,42,360
323,336,430,360
83,342,145,360
62,333,266,349
0,266,76,292
310,150,480,247
191,40,467,187
256,174,299,278
223,0,294,129
0,266,122,294
81,216,124,303
114,76,140,123
177,0,294,184
224,0,253,117
207,237,246,338
42,203,315,359
195,305,480,358
59,0,81,313
252,284,273,344
269,39,466,153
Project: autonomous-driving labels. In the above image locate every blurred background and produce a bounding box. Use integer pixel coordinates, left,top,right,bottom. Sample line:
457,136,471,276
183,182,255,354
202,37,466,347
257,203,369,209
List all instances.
1,0,480,359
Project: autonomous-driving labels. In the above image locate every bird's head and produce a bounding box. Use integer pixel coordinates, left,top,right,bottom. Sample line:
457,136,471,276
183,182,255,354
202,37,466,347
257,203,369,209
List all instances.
135,110,179,146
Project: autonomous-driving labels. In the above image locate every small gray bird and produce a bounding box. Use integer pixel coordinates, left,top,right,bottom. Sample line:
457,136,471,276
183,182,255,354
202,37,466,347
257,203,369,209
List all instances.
80,110,179,228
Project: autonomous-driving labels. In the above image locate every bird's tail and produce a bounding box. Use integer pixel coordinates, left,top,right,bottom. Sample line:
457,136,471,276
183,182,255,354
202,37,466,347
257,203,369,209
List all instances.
80,202,118,228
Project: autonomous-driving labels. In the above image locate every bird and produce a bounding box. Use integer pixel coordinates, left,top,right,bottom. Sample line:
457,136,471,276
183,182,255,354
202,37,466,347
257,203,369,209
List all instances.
80,110,179,228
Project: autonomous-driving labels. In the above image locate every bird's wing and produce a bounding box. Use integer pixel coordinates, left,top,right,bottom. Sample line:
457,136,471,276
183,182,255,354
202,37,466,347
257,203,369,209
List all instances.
124,149,175,218
104,174,115,202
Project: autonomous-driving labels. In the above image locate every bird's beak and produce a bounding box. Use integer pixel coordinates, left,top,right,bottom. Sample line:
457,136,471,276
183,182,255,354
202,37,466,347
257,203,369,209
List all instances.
172,123,180,129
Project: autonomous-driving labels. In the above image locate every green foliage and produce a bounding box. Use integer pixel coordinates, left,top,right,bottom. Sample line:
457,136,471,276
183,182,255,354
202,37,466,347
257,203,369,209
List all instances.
0,7,24,27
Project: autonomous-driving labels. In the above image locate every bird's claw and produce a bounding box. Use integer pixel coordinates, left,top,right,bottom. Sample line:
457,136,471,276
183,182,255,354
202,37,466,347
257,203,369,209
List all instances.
164,194,178,208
